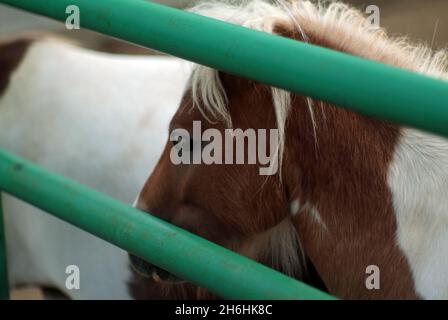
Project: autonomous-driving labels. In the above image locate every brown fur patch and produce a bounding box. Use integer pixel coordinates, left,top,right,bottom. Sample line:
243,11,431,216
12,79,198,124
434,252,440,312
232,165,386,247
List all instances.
0,37,33,95
283,98,417,299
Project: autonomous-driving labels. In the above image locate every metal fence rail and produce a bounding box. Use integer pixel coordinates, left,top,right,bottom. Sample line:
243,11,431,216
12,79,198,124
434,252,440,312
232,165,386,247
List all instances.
0,149,334,300
1,0,448,137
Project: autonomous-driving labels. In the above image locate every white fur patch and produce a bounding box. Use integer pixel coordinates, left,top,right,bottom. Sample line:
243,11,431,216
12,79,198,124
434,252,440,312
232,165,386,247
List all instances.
290,199,327,230
308,206,327,230
388,128,448,299
290,200,300,215
239,218,306,278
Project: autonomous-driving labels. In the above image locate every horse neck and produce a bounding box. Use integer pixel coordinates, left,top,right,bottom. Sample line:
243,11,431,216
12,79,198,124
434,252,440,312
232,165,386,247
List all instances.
282,99,420,298
283,99,448,226
283,97,399,206
284,98,448,222
282,91,448,298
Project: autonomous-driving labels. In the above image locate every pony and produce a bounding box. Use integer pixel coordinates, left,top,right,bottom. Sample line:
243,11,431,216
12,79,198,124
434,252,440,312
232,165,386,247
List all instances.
132,0,448,299
0,34,191,299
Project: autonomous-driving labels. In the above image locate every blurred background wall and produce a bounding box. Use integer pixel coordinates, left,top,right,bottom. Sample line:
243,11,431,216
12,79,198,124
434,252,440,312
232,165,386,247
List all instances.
349,0,447,49
0,0,447,54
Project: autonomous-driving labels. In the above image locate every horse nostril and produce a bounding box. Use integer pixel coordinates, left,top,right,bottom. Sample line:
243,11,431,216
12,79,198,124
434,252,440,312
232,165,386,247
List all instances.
128,254,181,283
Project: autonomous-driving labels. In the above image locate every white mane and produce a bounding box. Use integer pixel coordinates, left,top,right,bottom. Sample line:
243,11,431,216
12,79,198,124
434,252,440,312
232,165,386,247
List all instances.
188,0,448,165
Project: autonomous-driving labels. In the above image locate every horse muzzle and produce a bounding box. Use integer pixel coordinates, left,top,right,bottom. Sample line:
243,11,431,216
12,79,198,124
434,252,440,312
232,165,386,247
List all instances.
129,254,183,284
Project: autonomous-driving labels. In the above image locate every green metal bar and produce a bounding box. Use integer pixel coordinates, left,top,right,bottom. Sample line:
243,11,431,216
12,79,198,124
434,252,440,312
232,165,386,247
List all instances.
1,0,448,137
0,149,334,300
0,194,9,300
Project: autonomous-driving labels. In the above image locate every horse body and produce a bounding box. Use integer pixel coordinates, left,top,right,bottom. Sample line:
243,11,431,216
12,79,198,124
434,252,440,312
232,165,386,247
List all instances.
133,0,448,299
0,36,191,298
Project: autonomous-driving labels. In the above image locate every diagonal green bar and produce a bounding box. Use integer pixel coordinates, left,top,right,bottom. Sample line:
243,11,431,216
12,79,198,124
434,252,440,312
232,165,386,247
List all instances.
1,0,448,137
0,149,334,300
0,194,9,300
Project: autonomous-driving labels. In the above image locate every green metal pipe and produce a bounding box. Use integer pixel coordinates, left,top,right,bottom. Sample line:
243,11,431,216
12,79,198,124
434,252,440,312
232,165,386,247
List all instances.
0,194,9,300
0,149,334,300
1,0,448,137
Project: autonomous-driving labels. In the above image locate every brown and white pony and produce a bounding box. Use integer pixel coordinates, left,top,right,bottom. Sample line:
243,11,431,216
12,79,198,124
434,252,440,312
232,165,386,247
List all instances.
131,0,448,299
